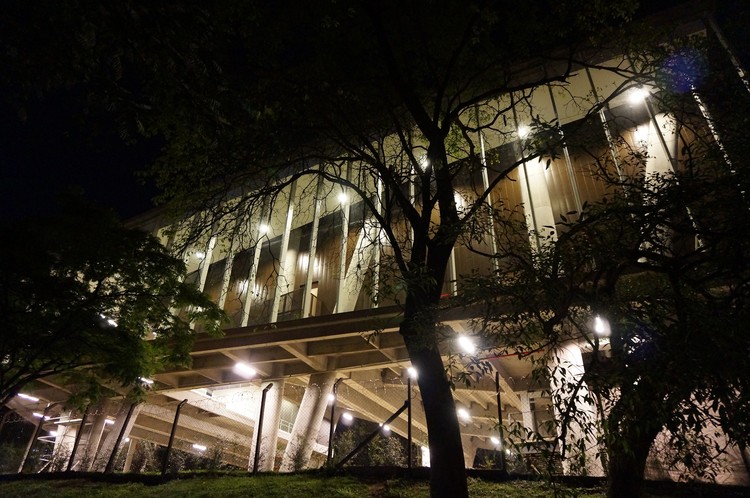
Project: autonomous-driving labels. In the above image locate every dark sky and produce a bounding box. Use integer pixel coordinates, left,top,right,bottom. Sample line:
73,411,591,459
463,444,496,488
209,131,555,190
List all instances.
0,94,160,224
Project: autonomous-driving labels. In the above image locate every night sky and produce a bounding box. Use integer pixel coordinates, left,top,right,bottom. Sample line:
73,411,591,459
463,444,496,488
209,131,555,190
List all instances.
0,95,160,224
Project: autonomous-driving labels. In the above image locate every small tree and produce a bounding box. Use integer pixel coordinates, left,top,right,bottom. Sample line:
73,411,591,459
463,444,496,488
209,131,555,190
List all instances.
467,35,750,497
0,198,224,407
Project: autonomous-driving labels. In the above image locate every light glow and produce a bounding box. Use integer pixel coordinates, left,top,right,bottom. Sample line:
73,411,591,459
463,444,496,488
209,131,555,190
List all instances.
238,279,249,293
628,87,650,104
139,377,155,385
192,443,207,452
17,393,39,402
328,393,336,403
594,315,608,335
517,125,530,138
195,251,206,260
457,335,476,355
49,430,58,437
490,436,501,446
233,362,256,378
106,318,118,327
258,224,269,235
457,408,471,422
407,367,418,379
104,419,115,426
338,192,349,204
342,412,354,422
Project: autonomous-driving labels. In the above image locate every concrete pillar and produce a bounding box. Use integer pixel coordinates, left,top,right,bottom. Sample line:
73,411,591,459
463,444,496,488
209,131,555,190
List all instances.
549,343,604,476
248,380,285,472
91,400,142,472
279,372,336,471
462,435,478,469
77,399,110,471
122,439,137,473
518,392,536,433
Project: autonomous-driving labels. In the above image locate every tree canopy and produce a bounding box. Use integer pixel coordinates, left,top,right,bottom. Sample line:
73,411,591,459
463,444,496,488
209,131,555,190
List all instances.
0,198,224,407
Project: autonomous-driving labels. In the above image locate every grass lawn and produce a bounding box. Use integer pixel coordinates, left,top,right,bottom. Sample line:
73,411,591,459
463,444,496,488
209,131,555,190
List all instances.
0,473,604,497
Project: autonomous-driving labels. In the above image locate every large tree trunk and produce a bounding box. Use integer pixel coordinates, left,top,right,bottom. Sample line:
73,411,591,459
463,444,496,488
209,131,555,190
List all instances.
400,296,468,498
606,395,663,498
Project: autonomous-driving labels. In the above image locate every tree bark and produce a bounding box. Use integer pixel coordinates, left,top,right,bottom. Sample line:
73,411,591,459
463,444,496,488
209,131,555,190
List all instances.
400,293,468,498
606,397,663,498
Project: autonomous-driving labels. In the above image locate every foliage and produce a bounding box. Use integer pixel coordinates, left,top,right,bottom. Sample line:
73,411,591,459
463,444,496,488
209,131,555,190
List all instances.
465,28,750,497
333,418,409,467
0,198,224,407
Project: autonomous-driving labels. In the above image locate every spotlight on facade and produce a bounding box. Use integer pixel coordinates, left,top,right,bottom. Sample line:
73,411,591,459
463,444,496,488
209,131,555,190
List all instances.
517,125,530,139
593,315,609,336
195,251,206,260
17,393,39,402
233,362,256,378
238,279,249,294
457,335,476,355
139,377,155,386
490,436,501,446
192,443,207,452
341,412,354,423
407,366,418,379
258,224,270,235
380,423,391,434
628,87,650,104
457,408,471,422
338,192,349,204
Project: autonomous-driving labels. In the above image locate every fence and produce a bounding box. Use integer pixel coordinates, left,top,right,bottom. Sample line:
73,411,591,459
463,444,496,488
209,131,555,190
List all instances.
1,369,558,476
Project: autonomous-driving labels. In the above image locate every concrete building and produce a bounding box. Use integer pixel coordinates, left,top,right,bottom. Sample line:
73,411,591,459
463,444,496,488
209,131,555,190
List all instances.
6,4,750,485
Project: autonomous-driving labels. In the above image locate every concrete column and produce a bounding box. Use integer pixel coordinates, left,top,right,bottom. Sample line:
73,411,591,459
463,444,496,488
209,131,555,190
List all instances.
77,399,110,471
279,372,336,471
122,439,137,473
462,435,478,469
549,342,604,477
248,380,285,472
518,391,536,433
91,400,142,472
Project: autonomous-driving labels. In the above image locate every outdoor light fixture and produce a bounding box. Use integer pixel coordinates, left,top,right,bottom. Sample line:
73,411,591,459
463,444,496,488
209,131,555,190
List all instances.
457,408,471,422
192,443,207,452
49,430,58,437
342,412,353,422
628,87,650,104
17,393,39,402
380,423,391,434
338,192,349,204
139,377,155,385
233,362,256,378
457,335,476,355
195,251,206,260
490,436,501,446
238,279,249,294
104,419,115,426
594,315,609,336
32,412,47,419
106,318,118,327
328,393,336,403
407,366,418,379
517,125,530,138
124,437,130,443
258,224,269,235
